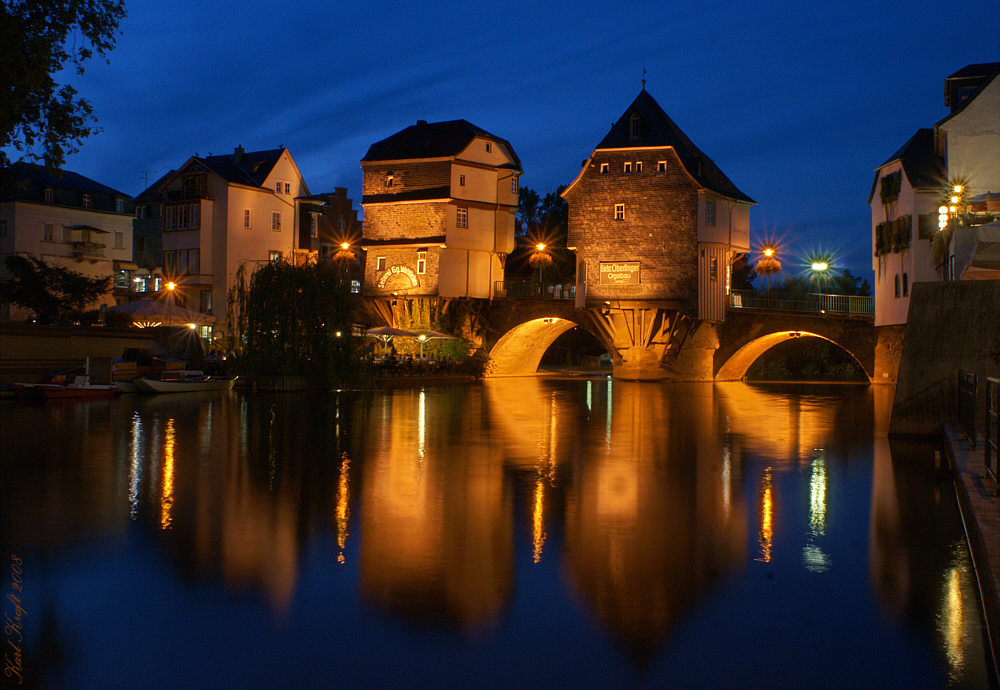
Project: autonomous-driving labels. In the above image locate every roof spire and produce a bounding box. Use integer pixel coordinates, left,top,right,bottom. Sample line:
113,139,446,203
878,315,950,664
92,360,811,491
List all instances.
641,67,647,91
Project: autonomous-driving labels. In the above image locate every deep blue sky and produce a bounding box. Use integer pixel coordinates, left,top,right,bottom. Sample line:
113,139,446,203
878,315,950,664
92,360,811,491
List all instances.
43,0,1000,280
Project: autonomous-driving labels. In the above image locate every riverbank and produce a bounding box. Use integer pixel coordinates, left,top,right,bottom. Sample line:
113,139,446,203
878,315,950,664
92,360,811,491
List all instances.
943,423,1000,683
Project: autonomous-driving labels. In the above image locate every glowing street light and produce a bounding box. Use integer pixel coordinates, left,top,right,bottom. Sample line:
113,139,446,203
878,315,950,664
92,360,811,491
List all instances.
810,261,829,272
165,281,176,327
417,333,427,359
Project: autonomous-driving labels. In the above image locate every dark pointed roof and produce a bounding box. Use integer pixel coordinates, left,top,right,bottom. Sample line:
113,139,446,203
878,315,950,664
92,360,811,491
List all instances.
2,161,131,199
946,62,1000,80
362,119,521,169
878,129,944,189
197,148,285,187
594,90,754,204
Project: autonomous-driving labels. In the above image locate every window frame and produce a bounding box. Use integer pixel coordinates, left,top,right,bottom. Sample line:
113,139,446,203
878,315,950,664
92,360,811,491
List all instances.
416,250,427,275
243,208,252,230
629,113,641,139
614,203,625,221
271,211,281,231
657,161,666,172
600,163,609,174
624,162,632,173
43,223,54,242
376,256,387,271
44,188,53,203
706,200,717,228
456,207,469,228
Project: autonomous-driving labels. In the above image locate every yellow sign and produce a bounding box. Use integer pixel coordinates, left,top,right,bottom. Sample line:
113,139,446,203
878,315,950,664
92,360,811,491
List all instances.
599,261,640,285
377,265,418,289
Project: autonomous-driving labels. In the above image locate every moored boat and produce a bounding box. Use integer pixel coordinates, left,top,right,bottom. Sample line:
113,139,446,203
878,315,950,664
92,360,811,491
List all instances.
131,370,236,394
11,376,121,402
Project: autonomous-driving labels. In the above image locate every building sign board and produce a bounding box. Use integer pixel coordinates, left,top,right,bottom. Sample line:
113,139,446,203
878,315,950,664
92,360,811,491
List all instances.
599,261,640,285
377,265,419,289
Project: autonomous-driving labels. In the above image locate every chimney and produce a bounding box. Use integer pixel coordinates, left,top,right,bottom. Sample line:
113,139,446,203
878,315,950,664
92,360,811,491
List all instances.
233,145,244,163
416,120,427,126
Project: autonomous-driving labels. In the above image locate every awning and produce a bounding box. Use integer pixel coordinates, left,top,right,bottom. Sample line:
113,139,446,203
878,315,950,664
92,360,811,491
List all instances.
114,260,140,270
66,224,109,233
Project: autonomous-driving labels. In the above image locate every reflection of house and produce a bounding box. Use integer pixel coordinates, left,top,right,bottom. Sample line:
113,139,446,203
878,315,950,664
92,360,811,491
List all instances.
141,146,310,329
869,62,1000,325
0,162,134,319
562,89,754,322
360,120,521,300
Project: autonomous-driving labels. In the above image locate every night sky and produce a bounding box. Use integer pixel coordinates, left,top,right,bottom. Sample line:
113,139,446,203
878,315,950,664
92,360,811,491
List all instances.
41,0,1000,280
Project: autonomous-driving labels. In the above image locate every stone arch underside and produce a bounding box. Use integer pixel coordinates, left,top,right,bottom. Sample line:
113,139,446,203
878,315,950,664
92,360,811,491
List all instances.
714,331,872,382
485,317,606,377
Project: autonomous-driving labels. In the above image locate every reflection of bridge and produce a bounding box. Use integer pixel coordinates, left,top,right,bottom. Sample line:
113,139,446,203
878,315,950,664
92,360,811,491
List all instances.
478,289,890,383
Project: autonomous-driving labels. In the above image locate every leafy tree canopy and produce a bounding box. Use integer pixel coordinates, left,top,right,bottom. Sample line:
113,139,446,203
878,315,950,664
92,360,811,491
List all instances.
0,254,111,323
0,0,127,169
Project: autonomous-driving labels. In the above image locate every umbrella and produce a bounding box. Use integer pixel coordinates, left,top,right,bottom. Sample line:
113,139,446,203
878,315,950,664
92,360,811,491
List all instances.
364,326,418,337
415,329,456,339
108,298,215,325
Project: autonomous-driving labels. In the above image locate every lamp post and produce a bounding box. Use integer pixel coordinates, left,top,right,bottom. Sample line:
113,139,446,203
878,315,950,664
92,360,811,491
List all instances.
756,245,781,293
417,333,427,360
529,242,552,295
165,281,176,327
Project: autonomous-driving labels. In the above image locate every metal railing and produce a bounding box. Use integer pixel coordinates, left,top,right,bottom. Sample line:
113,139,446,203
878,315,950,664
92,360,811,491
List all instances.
728,289,873,317
958,370,978,447
494,281,575,300
987,377,999,489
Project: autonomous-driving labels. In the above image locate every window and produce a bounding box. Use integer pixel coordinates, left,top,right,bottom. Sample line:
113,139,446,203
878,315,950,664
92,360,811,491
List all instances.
416,250,427,275
511,177,519,193
164,250,176,273
710,257,719,281
635,161,642,173
43,223,54,241
894,274,900,297
284,182,291,195
276,181,282,193
338,219,346,232
624,162,632,173
116,199,124,213
63,226,72,242
271,212,281,231
657,161,666,172
614,203,625,221
310,214,318,238
459,174,466,187
485,142,492,153
176,204,188,230
376,256,386,271
243,209,252,229
82,194,91,209
269,251,282,263
166,206,176,230
177,249,188,274
706,200,716,227
44,188,53,203
189,203,199,229
114,231,124,249
351,279,361,294
600,163,609,174
200,290,212,315
902,273,909,297
629,113,641,139
457,207,468,228
386,173,394,187
189,249,200,274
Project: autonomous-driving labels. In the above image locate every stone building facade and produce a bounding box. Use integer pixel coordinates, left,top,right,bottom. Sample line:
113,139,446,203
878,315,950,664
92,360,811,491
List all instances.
360,120,521,302
563,89,753,322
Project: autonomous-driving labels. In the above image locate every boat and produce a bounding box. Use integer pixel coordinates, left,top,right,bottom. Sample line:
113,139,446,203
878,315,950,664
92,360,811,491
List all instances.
131,370,236,394
11,376,121,402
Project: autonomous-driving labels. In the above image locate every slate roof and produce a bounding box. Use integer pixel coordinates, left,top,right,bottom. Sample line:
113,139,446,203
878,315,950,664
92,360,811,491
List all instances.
198,148,284,187
362,120,521,169
2,161,131,199
946,62,1000,80
878,128,944,189
938,69,1000,125
593,90,754,204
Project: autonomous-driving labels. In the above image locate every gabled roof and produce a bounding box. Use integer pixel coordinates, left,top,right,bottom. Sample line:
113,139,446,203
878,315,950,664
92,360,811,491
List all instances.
362,119,522,169
938,69,1000,126
197,148,285,187
134,169,175,202
592,89,754,204
2,161,131,199
876,128,944,189
946,62,1000,80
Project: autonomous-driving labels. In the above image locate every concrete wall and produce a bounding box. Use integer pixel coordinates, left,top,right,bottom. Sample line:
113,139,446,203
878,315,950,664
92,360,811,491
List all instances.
889,280,1000,436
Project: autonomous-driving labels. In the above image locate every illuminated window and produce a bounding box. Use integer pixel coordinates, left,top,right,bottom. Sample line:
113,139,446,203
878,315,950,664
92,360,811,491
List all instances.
243,209,252,229
43,223,53,241
459,174,466,186
635,161,642,173
706,200,716,227
624,162,632,173
710,257,719,281
269,250,282,263
614,203,625,221
310,214,318,238
271,212,281,231
376,256,386,271
416,250,427,275
600,163,609,174
457,207,468,228
657,161,666,172
44,188,53,203
629,113,641,139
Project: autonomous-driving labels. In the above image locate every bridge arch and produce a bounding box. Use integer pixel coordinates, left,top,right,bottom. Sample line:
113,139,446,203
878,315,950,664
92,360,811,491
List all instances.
713,311,876,382
485,316,592,376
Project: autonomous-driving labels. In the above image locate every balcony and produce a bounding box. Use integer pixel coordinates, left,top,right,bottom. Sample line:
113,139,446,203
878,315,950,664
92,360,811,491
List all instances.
71,241,106,259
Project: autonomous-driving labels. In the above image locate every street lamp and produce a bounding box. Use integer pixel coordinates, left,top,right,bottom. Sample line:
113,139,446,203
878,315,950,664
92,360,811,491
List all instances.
165,281,176,327
417,333,427,359
756,245,781,292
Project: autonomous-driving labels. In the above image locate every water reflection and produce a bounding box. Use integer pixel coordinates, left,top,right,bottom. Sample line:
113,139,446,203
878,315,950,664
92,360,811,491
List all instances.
0,381,990,687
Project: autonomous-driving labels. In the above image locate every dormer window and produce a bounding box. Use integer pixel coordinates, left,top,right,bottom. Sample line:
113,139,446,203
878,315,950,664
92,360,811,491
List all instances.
116,199,124,213
629,113,641,139
82,193,91,209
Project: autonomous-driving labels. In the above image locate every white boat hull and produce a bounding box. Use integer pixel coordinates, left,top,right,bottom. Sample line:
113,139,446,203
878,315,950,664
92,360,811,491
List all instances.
132,377,236,393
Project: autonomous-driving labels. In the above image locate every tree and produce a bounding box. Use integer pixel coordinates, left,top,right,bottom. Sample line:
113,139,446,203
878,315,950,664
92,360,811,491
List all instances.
0,254,111,323
731,254,757,291
829,269,871,296
0,0,127,169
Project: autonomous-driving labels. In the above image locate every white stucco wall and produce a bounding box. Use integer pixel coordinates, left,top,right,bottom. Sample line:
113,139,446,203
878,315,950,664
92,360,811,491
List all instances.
939,77,1000,196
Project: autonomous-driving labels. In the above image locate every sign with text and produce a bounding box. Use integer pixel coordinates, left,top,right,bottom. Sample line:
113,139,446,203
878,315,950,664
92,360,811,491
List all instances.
599,261,640,285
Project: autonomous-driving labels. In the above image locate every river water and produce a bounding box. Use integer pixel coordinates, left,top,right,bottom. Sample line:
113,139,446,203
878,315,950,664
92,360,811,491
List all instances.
1,380,993,688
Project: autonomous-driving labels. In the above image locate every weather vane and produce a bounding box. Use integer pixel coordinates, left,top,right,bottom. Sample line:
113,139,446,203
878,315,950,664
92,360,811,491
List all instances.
641,67,647,90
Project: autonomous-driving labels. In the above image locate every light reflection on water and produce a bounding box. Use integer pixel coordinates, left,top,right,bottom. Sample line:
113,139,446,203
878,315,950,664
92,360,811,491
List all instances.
0,381,991,688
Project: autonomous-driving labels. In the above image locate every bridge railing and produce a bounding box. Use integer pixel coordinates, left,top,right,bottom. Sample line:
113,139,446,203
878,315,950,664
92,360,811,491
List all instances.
728,289,873,317
494,281,575,300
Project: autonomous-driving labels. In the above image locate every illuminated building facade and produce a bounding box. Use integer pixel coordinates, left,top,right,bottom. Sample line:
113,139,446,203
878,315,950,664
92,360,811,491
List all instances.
360,120,521,301
563,89,754,322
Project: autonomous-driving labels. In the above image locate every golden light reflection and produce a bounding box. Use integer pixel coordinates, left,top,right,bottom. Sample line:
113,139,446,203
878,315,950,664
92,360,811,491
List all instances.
129,412,142,519
418,389,426,462
722,443,732,520
756,466,774,563
808,454,827,536
532,477,546,563
336,453,351,564
939,565,967,678
161,418,176,530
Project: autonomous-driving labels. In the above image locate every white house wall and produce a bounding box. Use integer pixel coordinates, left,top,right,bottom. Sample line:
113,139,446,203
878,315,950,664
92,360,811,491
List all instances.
940,77,1000,196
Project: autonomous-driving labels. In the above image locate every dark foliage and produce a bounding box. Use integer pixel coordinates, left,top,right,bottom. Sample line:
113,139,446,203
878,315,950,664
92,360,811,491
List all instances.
0,254,110,323
746,337,868,382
